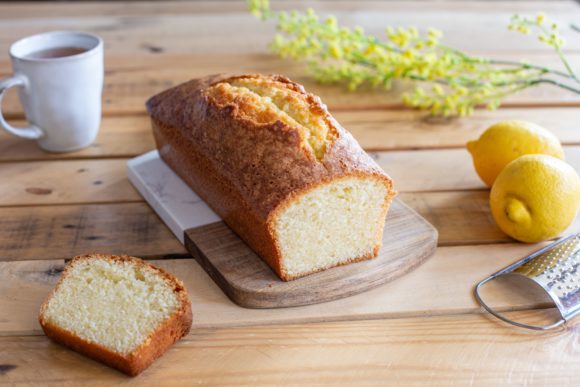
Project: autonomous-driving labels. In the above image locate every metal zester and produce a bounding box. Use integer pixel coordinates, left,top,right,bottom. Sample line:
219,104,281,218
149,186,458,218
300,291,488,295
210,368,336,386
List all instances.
475,233,580,330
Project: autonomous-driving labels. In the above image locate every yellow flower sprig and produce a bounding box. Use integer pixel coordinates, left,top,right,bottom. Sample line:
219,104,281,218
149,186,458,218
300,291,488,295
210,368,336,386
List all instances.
248,0,580,116
509,13,576,80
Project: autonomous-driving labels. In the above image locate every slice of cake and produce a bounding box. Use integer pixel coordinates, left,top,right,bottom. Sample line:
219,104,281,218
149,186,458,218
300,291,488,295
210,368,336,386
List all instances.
38,254,192,376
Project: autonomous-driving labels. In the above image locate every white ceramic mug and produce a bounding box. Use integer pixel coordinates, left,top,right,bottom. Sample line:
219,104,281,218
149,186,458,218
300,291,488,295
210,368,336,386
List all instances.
0,31,103,152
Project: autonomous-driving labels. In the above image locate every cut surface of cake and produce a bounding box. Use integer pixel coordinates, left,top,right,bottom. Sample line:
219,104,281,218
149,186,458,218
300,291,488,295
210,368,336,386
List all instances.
147,74,396,281
38,254,192,376
273,177,390,278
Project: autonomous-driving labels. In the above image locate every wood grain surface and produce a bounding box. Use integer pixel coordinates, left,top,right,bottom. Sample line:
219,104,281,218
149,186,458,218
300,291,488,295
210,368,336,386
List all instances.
3,146,580,207
0,242,554,337
3,108,580,161
1,1,580,385
1,311,576,385
4,190,580,262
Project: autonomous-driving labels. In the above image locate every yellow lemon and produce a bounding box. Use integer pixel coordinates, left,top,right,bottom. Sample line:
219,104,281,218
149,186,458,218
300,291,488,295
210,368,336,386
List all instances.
467,120,564,187
490,154,580,243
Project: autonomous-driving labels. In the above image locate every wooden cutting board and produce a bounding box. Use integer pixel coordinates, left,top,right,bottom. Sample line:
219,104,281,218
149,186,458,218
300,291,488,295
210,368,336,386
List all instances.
186,199,436,308
128,151,437,309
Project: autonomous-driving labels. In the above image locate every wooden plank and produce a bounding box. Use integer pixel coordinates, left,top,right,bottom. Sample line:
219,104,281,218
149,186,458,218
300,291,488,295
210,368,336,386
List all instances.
2,146,580,206
0,242,557,336
0,151,489,205
345,108,580,151
0,115,154,161
1,191,578,262
0,192,484,262
378,149,484,192
403,190,503,245
0,202,187,262
0,159,141,206
0,192,509,261
3,53,580,117
379,145,580,192
3,108,580,161
0,310,575,385
1,1,577,19
0,2,579,56
404,190,580,245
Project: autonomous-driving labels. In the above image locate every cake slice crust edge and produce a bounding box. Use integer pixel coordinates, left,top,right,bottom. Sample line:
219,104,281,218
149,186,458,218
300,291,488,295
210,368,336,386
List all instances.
38,254,193,376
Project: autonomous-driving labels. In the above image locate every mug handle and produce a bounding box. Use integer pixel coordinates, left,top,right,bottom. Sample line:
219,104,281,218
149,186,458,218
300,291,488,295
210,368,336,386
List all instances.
0,74,43,139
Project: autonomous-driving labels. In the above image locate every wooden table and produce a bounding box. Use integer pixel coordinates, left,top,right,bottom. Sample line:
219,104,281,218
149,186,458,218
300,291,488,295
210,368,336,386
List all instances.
1,1,580,385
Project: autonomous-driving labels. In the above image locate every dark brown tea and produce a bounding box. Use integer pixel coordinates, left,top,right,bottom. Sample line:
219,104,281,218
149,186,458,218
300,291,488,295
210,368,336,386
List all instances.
26,46,87,59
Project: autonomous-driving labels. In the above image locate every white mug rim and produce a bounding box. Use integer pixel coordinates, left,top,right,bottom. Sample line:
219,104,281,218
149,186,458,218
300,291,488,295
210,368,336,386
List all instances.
9,31,103,63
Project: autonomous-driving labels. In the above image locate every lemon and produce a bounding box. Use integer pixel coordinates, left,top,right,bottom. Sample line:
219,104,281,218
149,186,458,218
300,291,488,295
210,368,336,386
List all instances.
467,120,564,187
490,154,580,243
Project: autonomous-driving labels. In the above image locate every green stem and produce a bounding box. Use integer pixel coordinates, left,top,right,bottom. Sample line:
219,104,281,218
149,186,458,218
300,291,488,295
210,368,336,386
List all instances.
379,40,576,84
487,59,574,80
480,78,580,107
556,50,577,80
349,53,537,89
528,78,580,94
531,21,577,81
442,43,576,82
351,52,580,96
471,84,530,105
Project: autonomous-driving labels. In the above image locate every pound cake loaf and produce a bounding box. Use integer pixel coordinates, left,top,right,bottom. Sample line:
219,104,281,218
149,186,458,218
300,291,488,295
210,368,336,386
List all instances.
147,74,396,281
38,254,192,376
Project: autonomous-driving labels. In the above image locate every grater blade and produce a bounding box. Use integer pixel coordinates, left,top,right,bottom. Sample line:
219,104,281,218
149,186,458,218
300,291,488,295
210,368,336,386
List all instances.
475,233,580,330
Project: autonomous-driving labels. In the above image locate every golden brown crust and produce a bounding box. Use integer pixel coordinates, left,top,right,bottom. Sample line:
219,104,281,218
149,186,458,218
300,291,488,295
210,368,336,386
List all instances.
147,74,396,281
38,254,193,376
